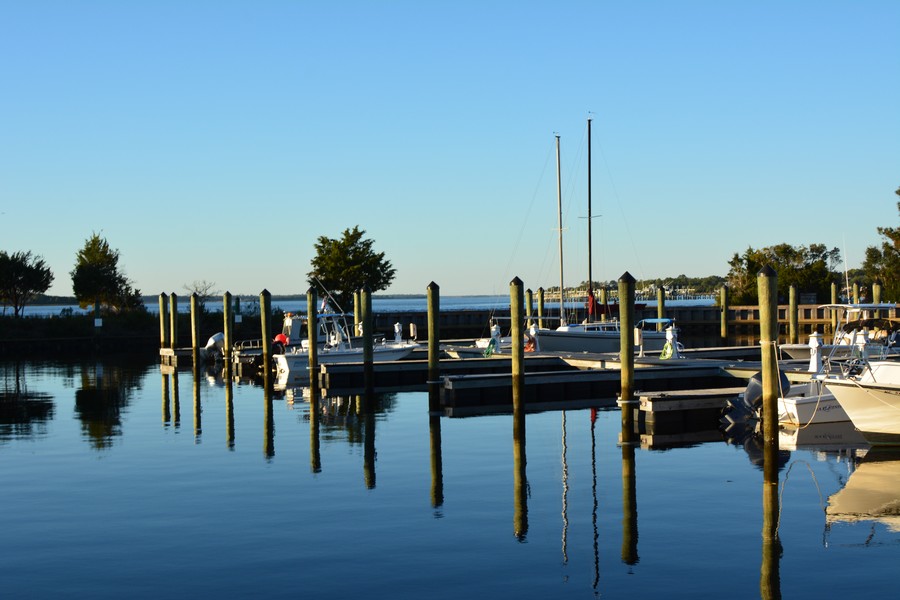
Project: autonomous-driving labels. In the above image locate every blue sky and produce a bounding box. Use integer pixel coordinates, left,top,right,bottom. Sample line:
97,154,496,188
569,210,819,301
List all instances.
2,1,897,298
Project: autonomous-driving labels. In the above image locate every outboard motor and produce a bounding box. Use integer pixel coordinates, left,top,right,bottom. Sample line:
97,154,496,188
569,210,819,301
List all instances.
204,332,225,352
722,370,791,428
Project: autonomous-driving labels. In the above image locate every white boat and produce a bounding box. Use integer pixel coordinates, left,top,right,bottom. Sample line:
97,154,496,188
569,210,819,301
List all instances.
779,304,899,361
827,448,900,531
823,359,900,444
777,379,848,426
533,318,679,355
273,313,420,384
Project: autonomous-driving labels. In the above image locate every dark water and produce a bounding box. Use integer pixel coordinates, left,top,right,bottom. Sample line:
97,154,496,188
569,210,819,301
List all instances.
2,358,898,599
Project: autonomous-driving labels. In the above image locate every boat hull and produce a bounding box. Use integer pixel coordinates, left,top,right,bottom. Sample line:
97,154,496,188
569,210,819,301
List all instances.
274,344,419,375
534,329,667,354
825,379,900,442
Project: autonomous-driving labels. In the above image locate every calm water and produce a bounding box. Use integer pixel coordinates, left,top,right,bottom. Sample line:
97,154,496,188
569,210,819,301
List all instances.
2,358,898,599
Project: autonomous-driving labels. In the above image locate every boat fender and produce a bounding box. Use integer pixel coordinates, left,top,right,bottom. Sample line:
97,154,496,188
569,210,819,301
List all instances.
524,334,536,353
272,341,286,355
660,342,674,360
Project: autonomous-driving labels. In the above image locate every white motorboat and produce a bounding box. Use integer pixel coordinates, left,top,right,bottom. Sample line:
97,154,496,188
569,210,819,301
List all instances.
777,379,848,426
533,318,680,356
273,313,419,384
823,360,900,444
779,304,899,361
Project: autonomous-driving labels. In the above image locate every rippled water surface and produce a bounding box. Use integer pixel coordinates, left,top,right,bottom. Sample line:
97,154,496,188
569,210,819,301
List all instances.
2,358,898,599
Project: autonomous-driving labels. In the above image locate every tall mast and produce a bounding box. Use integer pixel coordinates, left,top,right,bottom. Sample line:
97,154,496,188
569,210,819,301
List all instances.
587,117,593,322
556,134,566,326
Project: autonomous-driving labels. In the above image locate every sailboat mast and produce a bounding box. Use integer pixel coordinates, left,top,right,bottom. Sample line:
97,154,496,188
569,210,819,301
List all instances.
556,134,566,325
587,117,593,322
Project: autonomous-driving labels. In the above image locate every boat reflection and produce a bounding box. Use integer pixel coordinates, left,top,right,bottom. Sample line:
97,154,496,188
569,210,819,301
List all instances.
827,448,900,532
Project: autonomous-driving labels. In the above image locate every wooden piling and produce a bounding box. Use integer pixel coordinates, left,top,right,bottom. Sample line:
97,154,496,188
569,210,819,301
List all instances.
354,290,361,330
427,282,440,412
656,287,666,331
537,287,545,329
831,281,839,334
510,276,527,540
158,293,169,349
223,291,233,361
525,288,533,329
600,288,608,322
874,279,883,318
190,293,200,352
719,285,729,344
361,286,373,393
260,289,273,379
307,287,319,390
169,293,178,349
853,281,860,304
618,272,636,442
757,266,779,445
788,284,798,344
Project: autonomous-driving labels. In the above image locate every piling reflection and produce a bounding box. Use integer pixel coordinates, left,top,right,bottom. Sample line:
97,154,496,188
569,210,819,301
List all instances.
429,414,443,512
192,354,202,441
171,369,181,428
309,385,322,474
760,439,782,599
264,378,275,459
0,361,54,442
161,371,170,424
513,423,528,541
590,409,600,591
224,364,235,449
621,441,639,567
362,392,376,489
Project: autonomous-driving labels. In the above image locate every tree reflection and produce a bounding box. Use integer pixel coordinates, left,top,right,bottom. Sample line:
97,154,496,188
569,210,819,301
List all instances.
73,362,142,450
0,361,54,442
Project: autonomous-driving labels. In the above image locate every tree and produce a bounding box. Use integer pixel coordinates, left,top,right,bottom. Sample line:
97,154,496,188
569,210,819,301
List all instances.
726,243,841,304
183,280,219,314
861,189,900,301
307,226,396,311
0,250,54,317
70,233,145,313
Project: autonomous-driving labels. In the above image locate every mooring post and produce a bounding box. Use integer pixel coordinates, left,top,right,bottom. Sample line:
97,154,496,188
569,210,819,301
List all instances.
830,282,838,336
873,278,883,318
190,293,200,352
537,287,545,329
307,287,319,390
789,284,798,345
169,293,179,350
427,282,440,412
853,281,860,304
656,287,666,331
719,285,729,344
260,289,273,380
599,287,608,322
525,288,533,329
223,291,233,362
758,266,779,445
158,293,169,349
354,290,361,332
510,276,526,540
618,272,636,442
361,286,373,394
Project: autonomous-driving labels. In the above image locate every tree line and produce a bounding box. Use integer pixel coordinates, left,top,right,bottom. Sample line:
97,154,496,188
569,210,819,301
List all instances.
1,192,897,318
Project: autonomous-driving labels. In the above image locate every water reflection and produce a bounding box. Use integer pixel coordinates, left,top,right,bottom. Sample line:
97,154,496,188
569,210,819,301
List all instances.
827,448,900,533
0,361,54,442
73,362,143,449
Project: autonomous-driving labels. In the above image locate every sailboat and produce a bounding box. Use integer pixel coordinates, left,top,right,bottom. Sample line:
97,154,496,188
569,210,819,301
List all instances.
533,119,675,355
